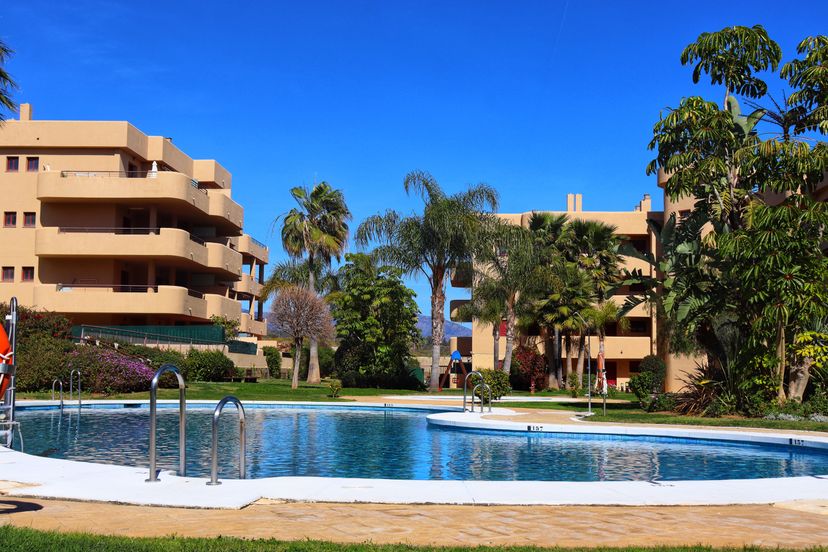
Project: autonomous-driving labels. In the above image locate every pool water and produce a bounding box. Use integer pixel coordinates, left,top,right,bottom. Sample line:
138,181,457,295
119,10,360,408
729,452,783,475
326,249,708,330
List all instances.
12,405,828,481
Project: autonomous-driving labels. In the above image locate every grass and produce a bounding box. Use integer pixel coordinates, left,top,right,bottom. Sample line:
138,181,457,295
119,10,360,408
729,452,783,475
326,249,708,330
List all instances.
0,527,825,552
505,400,828,432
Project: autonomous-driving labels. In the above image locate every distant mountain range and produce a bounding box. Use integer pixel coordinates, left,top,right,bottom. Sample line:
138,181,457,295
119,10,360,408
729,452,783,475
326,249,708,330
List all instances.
416,315,472,338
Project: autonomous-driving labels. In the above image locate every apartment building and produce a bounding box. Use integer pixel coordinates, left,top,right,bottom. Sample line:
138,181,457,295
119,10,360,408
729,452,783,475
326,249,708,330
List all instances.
0,104,269,337
450,191,696,392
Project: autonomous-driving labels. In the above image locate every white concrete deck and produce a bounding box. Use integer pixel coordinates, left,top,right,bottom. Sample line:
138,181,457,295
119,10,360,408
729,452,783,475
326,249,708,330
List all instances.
1,400,827,509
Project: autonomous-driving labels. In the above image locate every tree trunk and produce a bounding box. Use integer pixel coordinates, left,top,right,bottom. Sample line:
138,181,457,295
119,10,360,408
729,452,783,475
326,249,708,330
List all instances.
429,270,446,390
776,322,786,404
555,328,563,389
292,337,303,390
306,257,321,384
492,322,500,371
544,328,559,390
564,333,572,387
597,333,606,393
788,358,812,403
502,299,516,374
576,334,586,389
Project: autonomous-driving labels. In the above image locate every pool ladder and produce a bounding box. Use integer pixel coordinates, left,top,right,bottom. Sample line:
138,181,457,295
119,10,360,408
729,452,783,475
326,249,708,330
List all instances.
462,371,492,413
145,364,246,485
51,379,64,410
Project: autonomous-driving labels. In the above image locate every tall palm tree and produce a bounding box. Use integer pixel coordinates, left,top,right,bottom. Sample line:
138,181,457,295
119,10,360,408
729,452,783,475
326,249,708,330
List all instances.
356,170,498,390
0,40,17,122
457,284,505,371
280,183,351,384
261,258,339,301
473,220,536,374
584,300,630,391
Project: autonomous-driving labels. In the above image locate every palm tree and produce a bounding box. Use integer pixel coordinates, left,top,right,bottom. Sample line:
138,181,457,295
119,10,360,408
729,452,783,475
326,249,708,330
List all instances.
584,301,630,391
355,170,498,390
261,258,339,301
279,183,351,384
473,220,536,374
457,284,504,371
0,40,17,122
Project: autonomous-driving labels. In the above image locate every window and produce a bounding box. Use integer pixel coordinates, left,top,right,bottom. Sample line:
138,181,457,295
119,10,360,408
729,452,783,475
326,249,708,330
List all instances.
6,156,19,172
3,212,16,228
23,212,35,228
1,267,13,282
26,157,39,172
21,267,34,282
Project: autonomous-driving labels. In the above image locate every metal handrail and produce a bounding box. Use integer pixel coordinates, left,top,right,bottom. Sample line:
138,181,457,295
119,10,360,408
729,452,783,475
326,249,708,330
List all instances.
463,371,484,412
206,396,246,486
69,369,81,407
1,297,18,446
471,383,493,413
51,379,64,409
59,170,207,194
249,236,268,250
146,364,186,482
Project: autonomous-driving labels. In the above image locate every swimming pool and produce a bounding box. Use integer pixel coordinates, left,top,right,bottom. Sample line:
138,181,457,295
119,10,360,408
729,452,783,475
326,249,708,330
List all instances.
11,403,828,482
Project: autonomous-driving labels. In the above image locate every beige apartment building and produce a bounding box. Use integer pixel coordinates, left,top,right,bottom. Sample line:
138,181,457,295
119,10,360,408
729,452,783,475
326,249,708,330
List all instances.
0,104,269,337
451,190,697,392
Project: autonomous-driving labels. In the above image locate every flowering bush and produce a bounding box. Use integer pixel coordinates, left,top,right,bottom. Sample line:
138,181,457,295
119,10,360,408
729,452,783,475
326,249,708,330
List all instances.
69,346,155,394
509,346,547,391
0,303,72,339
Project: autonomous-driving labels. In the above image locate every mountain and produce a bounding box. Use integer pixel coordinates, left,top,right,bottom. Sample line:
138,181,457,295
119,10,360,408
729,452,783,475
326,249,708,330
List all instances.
416,315,472,339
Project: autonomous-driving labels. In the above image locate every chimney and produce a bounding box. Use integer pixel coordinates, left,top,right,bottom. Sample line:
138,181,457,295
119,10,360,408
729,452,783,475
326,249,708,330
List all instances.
639,193,652,212
19,103,32,121
566,193,575,212
575,193,583,212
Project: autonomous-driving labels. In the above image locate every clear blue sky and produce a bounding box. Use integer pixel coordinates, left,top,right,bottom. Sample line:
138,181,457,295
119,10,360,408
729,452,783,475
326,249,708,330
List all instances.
3,0,826,318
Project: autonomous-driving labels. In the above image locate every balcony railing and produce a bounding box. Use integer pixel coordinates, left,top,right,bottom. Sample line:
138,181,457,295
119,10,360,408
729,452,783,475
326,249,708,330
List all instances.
58,226,161,235
250,236,267,250
59,170,206,194
56,283,159,293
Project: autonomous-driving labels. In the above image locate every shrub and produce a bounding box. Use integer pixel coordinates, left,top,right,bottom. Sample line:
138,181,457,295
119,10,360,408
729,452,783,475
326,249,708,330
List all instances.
328,379,342,398
183,349,235,382
476,369,510,401
68,346,155,394
262,346,282,378
566,372,581,398
209,314,240,341
120,344,186,370
509,346,546,391
0,303,72,340
14,333,75,392
629,354,667,410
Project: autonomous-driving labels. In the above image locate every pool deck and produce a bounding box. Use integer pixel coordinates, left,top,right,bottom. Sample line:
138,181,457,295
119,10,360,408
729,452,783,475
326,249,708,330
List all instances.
2,396,828,546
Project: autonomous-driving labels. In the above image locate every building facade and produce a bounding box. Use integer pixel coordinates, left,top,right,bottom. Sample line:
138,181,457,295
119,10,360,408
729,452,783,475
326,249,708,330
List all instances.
450,191,696,392
0,104,269,336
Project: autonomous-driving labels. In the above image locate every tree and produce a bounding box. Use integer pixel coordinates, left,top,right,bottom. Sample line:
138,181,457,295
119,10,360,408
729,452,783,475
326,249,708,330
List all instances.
0,39,16,122
209,315,239,341
457,278,505,371
279,183,351,384
261,258,339,302
584,300,629,391
647,25,828,406
268,286,335,389
473,220,536,374
355,170,498,390
329,253,420,387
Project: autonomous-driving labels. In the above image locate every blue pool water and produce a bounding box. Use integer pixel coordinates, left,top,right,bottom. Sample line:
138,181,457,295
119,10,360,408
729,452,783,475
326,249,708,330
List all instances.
11,405,828,481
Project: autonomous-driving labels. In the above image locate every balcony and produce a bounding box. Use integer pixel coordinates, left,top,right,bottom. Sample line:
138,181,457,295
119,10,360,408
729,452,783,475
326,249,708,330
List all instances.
207,191,243,230
33,284,207,319
584,335,653,359
234,273,263,297
232,234,269,263
38,170,210,213
449,299,472,322
36,227,242,279
450,264,473,288
239,313,267,336
206,242,243,277
205,292,242,320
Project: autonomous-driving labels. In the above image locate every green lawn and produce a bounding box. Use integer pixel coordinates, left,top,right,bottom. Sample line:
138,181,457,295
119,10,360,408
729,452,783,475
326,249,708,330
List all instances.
505,400,828,432
0,527,824,552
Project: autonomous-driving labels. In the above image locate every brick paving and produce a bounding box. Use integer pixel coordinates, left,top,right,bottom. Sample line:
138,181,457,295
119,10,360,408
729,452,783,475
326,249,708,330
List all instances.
1,498,827,547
